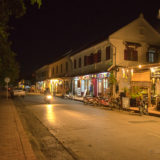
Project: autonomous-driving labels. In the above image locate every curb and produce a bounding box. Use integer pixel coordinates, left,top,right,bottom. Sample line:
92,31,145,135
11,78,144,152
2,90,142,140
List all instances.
72,97,160,118
10,100,38,160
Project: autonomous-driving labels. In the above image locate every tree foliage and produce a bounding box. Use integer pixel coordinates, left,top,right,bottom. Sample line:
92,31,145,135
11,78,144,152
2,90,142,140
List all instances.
0,0,41,85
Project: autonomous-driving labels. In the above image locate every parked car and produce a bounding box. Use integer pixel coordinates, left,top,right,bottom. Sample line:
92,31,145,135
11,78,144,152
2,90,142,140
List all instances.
10,88,26,98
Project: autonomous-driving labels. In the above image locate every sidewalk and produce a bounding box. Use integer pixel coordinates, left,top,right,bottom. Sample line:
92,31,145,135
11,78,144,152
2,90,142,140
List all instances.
0,97,37,160
129,106,160,117
72,96,160,117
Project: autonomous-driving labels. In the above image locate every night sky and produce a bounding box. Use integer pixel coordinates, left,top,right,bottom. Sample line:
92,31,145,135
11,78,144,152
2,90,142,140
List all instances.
9,0,160,78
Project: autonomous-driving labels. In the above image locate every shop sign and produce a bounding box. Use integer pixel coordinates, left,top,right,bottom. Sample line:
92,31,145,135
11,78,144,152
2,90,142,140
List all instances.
77,88,81,96
122,97,130,108
97,72,110,79
151,67,160,78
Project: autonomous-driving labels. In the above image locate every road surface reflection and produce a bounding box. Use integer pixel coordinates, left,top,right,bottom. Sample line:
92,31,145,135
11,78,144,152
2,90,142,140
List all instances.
46,104,55,123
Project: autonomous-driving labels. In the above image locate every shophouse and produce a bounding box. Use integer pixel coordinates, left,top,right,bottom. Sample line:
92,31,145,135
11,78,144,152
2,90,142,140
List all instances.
70,40,112,97
109,14,160,107
35,65,50,93
48,52,72,96
70,14,160,103
35,14,160,107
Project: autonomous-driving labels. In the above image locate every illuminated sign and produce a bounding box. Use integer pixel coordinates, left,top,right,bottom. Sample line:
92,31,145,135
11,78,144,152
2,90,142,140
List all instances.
151,67,160,78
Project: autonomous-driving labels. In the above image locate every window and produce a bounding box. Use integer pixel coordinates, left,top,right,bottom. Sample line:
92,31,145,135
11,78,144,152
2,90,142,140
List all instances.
74,59,77,69
106,46,110,60
66,62,68,72
149,52,154,63
56,65,58,73
146,49,158,63
97,50,101,62
94,53,98,63
84,56,87,66
52,67,54,75
90,53,94,64
61,64,62,73
79,58,81,68
124,47,138,61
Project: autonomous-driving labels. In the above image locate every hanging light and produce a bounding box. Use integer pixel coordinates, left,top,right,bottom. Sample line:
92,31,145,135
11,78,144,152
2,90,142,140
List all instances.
138,65,142,69
150,68,155,73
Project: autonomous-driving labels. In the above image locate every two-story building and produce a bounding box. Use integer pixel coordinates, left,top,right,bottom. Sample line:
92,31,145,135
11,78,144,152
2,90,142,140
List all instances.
36,14,160,107
35,65,50,93
109,13,160,106
70,40,112,97
70,14,160,100
41,51,73,96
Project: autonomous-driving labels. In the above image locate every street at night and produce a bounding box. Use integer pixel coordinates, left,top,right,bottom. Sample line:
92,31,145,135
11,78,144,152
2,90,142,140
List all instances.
2,1,160,160
13,94,160,160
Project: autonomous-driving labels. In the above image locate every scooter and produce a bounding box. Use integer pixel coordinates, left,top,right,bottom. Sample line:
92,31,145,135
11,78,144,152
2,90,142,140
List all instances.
138,99,148,115
44,94,53,104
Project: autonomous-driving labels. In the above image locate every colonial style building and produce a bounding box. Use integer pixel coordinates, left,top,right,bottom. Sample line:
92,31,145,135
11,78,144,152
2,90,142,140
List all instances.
70,40,112,97
48,52,72,96
35,14,160,107
35,65,50,92
36,51,73,96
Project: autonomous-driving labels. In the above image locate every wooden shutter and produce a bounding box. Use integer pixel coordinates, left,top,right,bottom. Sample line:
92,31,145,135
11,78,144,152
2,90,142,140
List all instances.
90,53,94,64
146,52,149,62
79,58,81,68
106,46,110,60
154,52,159,63
86,56,89,65
124,49,128,60
132,50,138,61
94,53,98,63
97,50,101,62
84,56,87,66
74,60,76,69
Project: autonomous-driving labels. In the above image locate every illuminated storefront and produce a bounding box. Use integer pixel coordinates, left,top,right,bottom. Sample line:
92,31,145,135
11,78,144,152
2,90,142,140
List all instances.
73,72,110,97
151,67,160,96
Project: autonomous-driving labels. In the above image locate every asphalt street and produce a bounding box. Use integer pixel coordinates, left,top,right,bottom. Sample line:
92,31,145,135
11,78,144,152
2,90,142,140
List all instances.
14,95,160,160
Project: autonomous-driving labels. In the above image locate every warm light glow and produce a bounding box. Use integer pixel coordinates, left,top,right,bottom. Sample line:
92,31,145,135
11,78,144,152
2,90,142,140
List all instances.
122,68,125,78
131,69,134,76
47,95,52,99
53,79,59,83
150,68,155,73
138,65,142,69
46,105,55,123
152,78,155,84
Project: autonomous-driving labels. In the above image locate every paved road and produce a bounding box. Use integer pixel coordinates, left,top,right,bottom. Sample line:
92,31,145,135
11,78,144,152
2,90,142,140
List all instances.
15,95,160,160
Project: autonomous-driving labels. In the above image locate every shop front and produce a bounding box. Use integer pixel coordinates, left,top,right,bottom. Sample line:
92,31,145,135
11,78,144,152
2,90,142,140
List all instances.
46,78,72,96
150,67,160,109
131,70,151,107
36,80,47,93
72,72,110,97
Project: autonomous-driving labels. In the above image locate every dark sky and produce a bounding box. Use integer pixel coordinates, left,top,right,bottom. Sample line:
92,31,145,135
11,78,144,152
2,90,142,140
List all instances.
9,0,160,78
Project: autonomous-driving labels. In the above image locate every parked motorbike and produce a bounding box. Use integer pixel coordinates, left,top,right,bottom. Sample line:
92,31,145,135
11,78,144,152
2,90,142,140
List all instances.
99,97,109,107
138,99,148,115
44,94,53,104
83,96,95,105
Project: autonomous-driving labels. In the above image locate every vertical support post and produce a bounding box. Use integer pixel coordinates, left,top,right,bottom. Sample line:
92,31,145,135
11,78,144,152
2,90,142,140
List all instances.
6,82,8,100
148,86,151,108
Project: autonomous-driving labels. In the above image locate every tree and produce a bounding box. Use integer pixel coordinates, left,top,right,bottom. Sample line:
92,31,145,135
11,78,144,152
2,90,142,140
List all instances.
108,72,117,96
0,0,42,85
